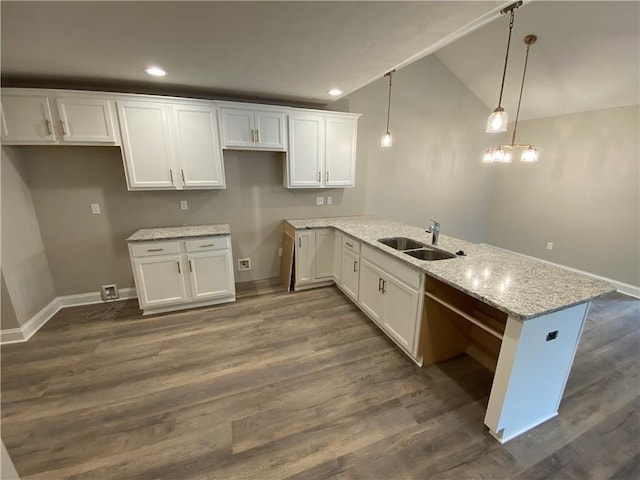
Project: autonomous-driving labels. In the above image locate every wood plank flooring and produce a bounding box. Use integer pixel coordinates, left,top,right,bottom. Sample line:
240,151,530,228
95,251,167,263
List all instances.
1,282,638,479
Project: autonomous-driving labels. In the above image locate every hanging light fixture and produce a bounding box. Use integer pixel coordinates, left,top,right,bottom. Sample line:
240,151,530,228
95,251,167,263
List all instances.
484,34,539,163
381,70,395,147
486,1,522,133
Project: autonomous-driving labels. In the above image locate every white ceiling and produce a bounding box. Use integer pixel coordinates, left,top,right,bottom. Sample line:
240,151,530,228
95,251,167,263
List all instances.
0,1,502,105
436,1,640,120
1,1,637,118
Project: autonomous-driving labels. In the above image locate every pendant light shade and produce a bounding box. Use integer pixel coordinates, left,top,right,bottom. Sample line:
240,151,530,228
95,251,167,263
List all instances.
486,2,521,133
483,34,539,164
381,70,395,148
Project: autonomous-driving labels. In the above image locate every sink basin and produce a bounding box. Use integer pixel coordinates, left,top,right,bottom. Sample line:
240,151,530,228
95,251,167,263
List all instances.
378,237,427,251
404,248,457,261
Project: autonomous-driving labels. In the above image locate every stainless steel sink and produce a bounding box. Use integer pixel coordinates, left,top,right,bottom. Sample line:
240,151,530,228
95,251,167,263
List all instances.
378,237,427,251
404,248,457,261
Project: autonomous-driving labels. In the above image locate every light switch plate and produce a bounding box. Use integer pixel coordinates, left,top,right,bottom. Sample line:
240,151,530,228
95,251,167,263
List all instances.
327,196,333,205
180,200,188,210
90,203,101,215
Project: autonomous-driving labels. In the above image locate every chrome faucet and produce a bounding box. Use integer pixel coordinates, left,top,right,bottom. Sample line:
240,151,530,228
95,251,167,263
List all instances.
425,219,440,246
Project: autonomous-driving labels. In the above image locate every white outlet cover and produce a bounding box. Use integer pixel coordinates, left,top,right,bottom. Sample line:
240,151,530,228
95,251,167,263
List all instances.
327,196,332,205
90,203,101,215
316,196,324,206
547,242,554,250
180,200,188,210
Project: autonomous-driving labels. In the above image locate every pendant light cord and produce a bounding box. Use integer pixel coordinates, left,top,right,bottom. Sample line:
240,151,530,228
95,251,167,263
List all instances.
385,71,394,132
497,9,515,109
511,39,533,146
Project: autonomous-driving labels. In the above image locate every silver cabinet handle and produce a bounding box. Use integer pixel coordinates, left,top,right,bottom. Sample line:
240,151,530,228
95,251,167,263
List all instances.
326,171,329,182
353,260,357,273
345,242,353,248
256,129,260,143
199,243,215,248
317,171,321,182
381,279,386,294
60,120,67,136
147,248,164,252
378,277,383,292
177,261,181,274
299,237,302,248
181,169,186,183
169,169,174,184
45,119,52,135
189,260,193,273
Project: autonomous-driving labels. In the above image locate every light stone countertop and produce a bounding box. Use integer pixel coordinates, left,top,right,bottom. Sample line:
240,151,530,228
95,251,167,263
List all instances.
127,224,231,242
285,216,616,320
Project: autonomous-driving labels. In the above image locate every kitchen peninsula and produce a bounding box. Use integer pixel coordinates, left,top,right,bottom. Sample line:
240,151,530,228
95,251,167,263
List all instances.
283,216,615,443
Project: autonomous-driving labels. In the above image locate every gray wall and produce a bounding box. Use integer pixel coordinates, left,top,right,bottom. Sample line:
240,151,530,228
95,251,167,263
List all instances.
22,146,365,296
486,105,640,287
341,55,494,242
1,146,57,329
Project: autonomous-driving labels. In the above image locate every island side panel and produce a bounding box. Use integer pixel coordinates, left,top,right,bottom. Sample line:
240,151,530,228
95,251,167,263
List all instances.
484,302,590,443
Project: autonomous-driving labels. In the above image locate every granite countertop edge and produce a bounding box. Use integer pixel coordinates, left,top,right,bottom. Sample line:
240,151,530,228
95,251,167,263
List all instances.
127,224,231,242
284,217,617,320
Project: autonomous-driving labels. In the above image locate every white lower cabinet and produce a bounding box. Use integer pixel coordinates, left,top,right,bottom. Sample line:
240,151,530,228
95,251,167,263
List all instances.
339,236,360,301
129,236,235,315
294,229,334,289
358,245,423,358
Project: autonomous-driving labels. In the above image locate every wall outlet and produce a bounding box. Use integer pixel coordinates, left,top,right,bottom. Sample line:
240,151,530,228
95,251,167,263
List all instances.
327,196,333,205
546,242,554,250
90,203,101,215
101,284,119,301
180,200,188,210
278,248,283,257
316,196,324,206
238,258,251,271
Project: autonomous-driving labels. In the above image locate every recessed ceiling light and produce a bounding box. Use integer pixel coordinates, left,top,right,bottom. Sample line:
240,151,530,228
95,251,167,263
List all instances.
145,66,166,77
328,88,343,96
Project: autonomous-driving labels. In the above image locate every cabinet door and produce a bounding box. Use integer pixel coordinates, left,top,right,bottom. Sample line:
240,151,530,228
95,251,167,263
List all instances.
383,276,420,354
172,104,225,189
340,248,360,301
255,110,286,150
133,255,187,308
1,94,56,143
56,97,116,143
315,229,334,279
325,116,357,187
117,100,175,190
187,250,234,300
332,230,343,284
287,113,324,187
295,231,316,285
220,108,254,148
358,259,385,324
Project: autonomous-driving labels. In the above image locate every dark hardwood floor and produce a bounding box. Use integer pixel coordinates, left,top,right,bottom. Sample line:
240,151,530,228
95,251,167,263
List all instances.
1,282,638,479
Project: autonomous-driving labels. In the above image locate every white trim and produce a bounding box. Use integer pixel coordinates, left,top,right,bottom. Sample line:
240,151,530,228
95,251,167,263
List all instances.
0,287,137,345
482,244,640,299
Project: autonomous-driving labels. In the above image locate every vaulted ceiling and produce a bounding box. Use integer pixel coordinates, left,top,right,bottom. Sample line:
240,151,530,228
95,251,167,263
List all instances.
2,1,638,119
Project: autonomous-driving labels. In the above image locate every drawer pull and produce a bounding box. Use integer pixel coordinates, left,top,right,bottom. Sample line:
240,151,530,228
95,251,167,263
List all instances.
147,248,164,252
199,243,215,248
345,242,353,248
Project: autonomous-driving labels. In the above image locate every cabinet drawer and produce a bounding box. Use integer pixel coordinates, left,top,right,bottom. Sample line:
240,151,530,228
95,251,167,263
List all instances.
361,244,421,290
343,235,360,254
130,241,181,257
185,236,230,252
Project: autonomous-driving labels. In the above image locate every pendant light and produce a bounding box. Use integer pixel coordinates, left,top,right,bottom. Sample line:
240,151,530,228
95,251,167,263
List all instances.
483,35,539,163
486,1,522,133
381,70,395,147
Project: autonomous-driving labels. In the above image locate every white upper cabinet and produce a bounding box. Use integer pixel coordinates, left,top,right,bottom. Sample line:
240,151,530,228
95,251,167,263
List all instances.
117,100,176,190
1,90,118,145
1,94,57,144
117,99,225,191
288,113,324,187
56,97,116,143
172,104,225,189
219,103,287,151
286,111,359,189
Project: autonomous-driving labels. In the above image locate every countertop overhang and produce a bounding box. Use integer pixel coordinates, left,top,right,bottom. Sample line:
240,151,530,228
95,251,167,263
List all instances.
285,216,616,320
127,224,231,242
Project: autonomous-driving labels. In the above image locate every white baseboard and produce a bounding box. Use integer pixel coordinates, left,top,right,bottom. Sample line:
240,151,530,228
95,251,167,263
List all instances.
483,244,640,299
1,287,137,345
